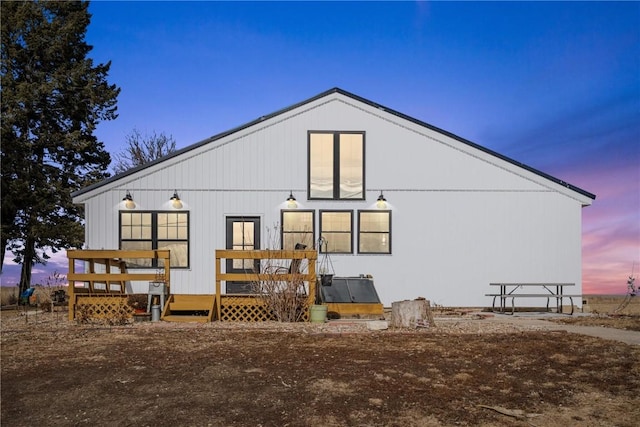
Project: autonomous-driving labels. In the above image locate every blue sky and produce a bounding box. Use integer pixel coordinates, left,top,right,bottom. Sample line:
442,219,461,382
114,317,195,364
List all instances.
2,1,638,294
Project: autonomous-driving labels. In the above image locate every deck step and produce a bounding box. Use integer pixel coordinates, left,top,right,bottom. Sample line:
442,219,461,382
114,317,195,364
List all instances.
169,303,212,311
162,315,210,323
162,294,216,323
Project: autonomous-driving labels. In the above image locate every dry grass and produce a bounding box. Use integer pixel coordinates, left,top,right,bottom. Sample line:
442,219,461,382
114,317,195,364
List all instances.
0,287,19,306
1,285,67,306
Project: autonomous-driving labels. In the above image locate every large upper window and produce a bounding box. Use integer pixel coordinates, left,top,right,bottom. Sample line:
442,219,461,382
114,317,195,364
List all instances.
319,210,353,253
308,131,364,200
281,210,315,250
358,210,391,254
120,211,189,268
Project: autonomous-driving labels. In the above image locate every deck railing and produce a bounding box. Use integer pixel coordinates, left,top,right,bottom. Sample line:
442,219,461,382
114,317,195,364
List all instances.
66,249,317,322
66,249,170,321
214,249,317,320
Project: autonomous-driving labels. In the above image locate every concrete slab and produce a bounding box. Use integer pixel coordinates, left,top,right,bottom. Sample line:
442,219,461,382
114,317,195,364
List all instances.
488,313,640,346
366,320,389,331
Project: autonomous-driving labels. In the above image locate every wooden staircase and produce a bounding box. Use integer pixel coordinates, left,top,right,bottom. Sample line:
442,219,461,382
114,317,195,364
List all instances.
161,294,216,323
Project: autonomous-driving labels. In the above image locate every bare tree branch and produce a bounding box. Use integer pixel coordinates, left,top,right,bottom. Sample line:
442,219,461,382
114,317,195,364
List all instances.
112,128,176,174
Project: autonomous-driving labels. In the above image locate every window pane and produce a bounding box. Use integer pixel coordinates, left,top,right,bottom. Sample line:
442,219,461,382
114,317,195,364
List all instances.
141,214,152,239
282,234,300,250
131,226,142,240
322,212,351,231
169,213,180,239
359,233,390,254
282,211,313,231
121,241,153,268
232,252,254,270
339,134,363,199
177,225,188,240
360,212,389,232
243,223,254,247
178,213,187,224
309,133,334,198
157,213,168,239
157,241,188,268
321,232,351,253
233,223,243,246
121,219,132,239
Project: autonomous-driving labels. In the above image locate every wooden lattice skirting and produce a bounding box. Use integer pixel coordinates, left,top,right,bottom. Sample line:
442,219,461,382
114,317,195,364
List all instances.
75,295,132,320
220,296,274,322
219,295,310,322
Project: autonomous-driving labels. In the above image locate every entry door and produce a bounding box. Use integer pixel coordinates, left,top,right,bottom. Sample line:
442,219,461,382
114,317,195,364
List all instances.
225,216,260,294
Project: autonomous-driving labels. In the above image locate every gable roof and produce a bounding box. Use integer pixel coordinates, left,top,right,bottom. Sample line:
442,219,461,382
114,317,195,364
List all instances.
73,87,596,200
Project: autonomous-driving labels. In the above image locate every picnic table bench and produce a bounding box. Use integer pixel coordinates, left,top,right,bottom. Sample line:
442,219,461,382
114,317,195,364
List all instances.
485,283,580,315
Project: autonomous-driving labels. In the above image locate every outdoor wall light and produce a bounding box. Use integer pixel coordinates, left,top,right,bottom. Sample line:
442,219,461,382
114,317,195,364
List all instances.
286,191,297,208
170,190,183,209
376,191,387,209
123,191,135,209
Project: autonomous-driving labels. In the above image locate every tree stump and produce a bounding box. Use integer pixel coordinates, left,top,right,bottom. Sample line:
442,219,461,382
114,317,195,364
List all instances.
391,299,435,328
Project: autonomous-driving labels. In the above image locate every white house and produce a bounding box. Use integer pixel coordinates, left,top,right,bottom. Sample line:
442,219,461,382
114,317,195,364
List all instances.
71,88,595,307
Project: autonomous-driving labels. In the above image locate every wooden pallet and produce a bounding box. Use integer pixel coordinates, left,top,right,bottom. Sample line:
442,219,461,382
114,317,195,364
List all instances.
161,294,215,322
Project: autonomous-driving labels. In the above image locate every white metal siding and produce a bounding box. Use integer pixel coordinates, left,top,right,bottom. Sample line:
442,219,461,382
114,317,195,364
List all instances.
75,92,588,305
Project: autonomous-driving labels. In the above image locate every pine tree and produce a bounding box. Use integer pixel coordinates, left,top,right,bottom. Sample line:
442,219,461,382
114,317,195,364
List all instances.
1,1,120,294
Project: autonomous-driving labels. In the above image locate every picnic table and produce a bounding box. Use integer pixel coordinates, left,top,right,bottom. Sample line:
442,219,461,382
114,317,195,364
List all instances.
485,283,579,315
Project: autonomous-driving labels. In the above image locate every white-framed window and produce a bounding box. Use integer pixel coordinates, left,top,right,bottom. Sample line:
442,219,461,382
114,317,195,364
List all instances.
308,131,364,200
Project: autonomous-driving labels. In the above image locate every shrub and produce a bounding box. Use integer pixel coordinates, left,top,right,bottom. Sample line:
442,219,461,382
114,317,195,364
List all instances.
127,294,148,311
40,301,52,313
252,267,309,322
250,225,314,322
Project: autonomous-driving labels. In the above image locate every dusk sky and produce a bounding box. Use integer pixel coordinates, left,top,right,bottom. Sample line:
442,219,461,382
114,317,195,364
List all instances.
2,1,638,295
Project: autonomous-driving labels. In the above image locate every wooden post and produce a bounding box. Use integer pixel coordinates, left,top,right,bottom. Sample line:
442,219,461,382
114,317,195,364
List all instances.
68,255,75,321
308,253,316,317
391,299,435,328
215,254,221,321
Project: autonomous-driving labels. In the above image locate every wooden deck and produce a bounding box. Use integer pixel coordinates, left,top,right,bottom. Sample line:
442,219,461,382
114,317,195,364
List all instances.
65,248,382,323
67,249,170,321
214,249,317,322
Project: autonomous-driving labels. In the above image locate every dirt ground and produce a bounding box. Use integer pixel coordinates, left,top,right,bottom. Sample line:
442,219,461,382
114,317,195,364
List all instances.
1,309,639,427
